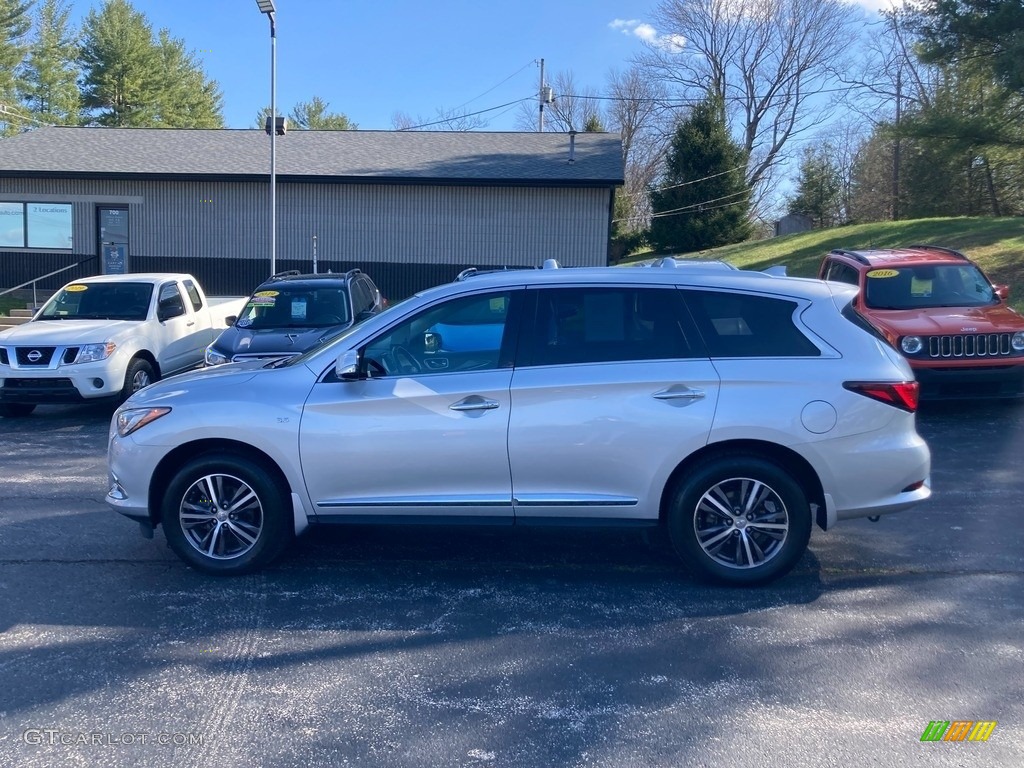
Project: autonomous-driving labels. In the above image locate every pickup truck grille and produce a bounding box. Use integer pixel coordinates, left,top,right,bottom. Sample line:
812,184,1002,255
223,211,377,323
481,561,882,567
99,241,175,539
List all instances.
15,347,56,366
927,334,1013,358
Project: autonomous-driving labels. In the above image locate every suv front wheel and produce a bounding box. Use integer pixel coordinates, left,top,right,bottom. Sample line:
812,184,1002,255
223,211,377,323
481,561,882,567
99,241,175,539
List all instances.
161,454,293,574
667,456,811,585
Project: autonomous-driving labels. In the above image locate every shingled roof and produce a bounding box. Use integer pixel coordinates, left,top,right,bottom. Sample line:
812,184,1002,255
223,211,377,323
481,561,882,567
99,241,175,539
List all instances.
0,126,623,186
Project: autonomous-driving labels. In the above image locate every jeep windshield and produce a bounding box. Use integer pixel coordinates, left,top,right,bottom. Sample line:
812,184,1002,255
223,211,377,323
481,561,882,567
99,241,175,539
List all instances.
864,264,997,310
236,285,352,330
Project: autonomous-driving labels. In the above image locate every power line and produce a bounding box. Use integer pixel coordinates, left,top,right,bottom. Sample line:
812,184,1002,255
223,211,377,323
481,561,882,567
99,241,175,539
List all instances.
395,97,533,131
646,189,751,220
452,60,537,111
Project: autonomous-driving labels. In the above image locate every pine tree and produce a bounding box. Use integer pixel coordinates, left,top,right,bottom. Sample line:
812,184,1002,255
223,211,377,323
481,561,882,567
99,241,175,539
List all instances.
0,0,33,135
80,0,222,128
788,145,843,228
20,0,80,126
648,97,751,253
80,0,160,126
153,29,222,128
255,96,357,131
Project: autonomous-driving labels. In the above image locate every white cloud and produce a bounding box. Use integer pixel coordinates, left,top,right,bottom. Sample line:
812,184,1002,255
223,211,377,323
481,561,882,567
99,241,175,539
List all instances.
608,19,686,52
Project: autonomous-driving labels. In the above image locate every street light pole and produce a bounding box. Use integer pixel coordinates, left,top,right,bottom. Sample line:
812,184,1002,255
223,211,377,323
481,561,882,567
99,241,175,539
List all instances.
256,0,277,277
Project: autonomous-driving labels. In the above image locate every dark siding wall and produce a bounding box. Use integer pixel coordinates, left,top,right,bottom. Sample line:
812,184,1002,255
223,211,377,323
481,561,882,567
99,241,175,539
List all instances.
0,251,99,295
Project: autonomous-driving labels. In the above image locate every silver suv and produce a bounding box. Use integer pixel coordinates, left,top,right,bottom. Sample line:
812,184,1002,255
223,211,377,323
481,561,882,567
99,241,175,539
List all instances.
107,262,931,585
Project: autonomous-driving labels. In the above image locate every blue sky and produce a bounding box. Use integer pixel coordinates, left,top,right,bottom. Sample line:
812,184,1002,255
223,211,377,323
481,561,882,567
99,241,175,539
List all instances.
67,0,889,131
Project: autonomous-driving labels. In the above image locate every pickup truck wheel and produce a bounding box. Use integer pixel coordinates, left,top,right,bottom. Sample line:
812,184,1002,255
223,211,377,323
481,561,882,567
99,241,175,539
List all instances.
666,456,811,586
120,358,156,403
0,403,36,418
161,454,293,575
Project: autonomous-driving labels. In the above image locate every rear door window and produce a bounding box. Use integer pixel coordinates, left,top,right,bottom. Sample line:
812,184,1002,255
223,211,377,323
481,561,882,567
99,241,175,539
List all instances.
683,290,820,357
519,287,701,367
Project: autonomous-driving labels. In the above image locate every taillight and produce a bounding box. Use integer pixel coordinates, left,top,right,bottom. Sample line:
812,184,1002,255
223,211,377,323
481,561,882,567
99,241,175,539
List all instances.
843,381,919,412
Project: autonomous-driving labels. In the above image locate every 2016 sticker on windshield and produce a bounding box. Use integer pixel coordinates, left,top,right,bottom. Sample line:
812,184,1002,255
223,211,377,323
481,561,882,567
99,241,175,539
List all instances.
65,284,88,292
867,269,899,278
253,290,279,297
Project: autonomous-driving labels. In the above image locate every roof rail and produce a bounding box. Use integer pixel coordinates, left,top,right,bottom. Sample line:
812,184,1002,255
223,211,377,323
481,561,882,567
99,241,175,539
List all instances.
270,269,301,280
542,259,561,269
455,265,540,282
343,268,363,280
906,244,970,260
829,249,870,265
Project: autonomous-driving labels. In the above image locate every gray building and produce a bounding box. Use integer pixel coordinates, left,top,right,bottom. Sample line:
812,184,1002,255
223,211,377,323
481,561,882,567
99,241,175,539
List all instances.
0,127,623,299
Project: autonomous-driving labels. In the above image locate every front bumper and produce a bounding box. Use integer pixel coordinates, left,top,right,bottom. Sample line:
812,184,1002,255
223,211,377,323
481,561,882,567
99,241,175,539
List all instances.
1,357,126,403
911,362,1024,400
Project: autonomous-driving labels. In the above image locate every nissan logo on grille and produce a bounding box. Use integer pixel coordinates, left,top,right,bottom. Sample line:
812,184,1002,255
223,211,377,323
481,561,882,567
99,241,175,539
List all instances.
27,349,43,363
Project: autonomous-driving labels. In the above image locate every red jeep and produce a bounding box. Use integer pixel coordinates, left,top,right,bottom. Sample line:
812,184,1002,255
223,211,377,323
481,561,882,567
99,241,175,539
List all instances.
818,245,1024,399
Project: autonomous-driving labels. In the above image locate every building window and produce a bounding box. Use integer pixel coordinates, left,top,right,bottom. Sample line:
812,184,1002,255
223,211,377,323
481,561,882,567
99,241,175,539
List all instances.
0,202,73,249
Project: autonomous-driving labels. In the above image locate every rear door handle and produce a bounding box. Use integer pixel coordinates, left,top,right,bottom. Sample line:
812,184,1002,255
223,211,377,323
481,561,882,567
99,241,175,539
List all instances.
449,396,500,412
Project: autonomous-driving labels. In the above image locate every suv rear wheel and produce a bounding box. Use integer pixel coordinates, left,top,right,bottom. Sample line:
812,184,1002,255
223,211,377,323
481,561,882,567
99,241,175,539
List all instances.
667,456,811,585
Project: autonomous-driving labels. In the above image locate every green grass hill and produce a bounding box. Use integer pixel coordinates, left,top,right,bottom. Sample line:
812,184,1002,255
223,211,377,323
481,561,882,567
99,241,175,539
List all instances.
626,216,1024,311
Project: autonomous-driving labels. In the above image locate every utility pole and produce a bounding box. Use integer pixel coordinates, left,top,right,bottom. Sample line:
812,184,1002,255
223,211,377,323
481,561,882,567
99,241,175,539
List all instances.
538,58,545,132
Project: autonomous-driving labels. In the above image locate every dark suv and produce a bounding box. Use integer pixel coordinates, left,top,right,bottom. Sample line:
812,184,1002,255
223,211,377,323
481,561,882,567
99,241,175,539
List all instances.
205,270,383,366
818,246,1024,399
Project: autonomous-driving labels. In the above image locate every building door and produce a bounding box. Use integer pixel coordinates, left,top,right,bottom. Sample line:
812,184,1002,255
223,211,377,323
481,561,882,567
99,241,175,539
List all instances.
98,206,129,274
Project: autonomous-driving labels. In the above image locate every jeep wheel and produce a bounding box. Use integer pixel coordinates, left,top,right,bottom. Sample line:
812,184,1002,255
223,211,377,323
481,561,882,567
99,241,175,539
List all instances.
667,456,811,586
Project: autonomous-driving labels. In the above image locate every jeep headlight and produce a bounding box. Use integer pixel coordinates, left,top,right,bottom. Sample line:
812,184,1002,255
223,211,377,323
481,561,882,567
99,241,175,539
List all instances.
116,407,171,437
900,336,923,355
205,345,230,366
1012,332,1024,352
74,342,117,363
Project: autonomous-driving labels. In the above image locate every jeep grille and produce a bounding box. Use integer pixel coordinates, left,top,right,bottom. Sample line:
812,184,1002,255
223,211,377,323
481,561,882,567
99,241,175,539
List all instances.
927,334,1012,358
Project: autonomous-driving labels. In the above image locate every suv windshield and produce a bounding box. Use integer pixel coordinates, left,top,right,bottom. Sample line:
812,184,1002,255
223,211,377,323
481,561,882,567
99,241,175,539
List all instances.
236,285,352,329
864,264,996,310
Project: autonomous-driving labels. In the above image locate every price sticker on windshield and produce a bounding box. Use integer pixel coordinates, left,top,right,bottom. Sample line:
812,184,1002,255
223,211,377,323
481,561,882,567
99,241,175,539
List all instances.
867,269,899,278
65,284,88,292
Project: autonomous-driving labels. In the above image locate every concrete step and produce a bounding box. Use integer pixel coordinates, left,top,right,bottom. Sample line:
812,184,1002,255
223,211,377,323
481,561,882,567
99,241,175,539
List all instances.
0,315,32,329
10,308,36,318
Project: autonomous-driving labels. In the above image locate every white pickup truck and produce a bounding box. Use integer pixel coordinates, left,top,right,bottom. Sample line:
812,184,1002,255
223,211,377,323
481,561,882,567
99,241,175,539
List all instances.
0,273,245,417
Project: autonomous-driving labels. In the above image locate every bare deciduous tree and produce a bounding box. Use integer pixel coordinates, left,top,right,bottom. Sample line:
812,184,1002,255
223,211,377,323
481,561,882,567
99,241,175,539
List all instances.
637,0,858,198
391,107,488,131
514,70,602,132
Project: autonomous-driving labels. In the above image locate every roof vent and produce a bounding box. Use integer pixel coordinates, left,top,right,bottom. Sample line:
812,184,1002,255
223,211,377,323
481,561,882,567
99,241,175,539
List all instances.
542,259,561,270
568,130,576,164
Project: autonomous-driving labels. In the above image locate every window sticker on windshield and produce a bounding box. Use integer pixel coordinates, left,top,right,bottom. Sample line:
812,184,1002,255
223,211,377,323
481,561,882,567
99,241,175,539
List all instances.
489,297,506,312
254,290,279,297
291,299,307,319
236,317,252,327
248,296,276,306
867,269,899,278
65,284,88,292
910,277,933,297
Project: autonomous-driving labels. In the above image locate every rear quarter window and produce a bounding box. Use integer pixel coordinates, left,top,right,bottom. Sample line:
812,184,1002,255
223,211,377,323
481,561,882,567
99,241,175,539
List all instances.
683,290,821,357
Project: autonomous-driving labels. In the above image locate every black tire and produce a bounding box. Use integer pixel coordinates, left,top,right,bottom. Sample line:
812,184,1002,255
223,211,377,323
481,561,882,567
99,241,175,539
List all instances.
120,358,156,404
161,453,294,575
0,402,36,418
666,456,811,586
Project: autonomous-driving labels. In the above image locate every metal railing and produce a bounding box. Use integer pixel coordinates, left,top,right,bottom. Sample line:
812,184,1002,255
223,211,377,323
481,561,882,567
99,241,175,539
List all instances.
0,256,98,309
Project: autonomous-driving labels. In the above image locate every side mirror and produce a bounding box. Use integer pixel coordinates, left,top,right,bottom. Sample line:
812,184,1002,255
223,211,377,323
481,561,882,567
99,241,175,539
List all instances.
335,349,361,380
995,284,1010,301
157,303,185,322
225,315,237,326
423,332,441,353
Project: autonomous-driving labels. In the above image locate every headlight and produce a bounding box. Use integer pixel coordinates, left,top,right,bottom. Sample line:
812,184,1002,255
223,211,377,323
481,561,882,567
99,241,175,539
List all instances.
1013,332,1024,352
74,342,117,364
900,336,923,355
116,407,171,438
205,345,230,366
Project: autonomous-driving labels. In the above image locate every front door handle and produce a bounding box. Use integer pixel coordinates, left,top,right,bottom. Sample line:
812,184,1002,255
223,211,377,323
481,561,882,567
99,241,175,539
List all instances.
449,396,500,412
653,387,705,401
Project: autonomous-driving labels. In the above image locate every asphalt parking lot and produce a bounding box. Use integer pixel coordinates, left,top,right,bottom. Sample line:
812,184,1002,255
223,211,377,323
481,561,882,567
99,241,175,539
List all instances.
1,400,1022,767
